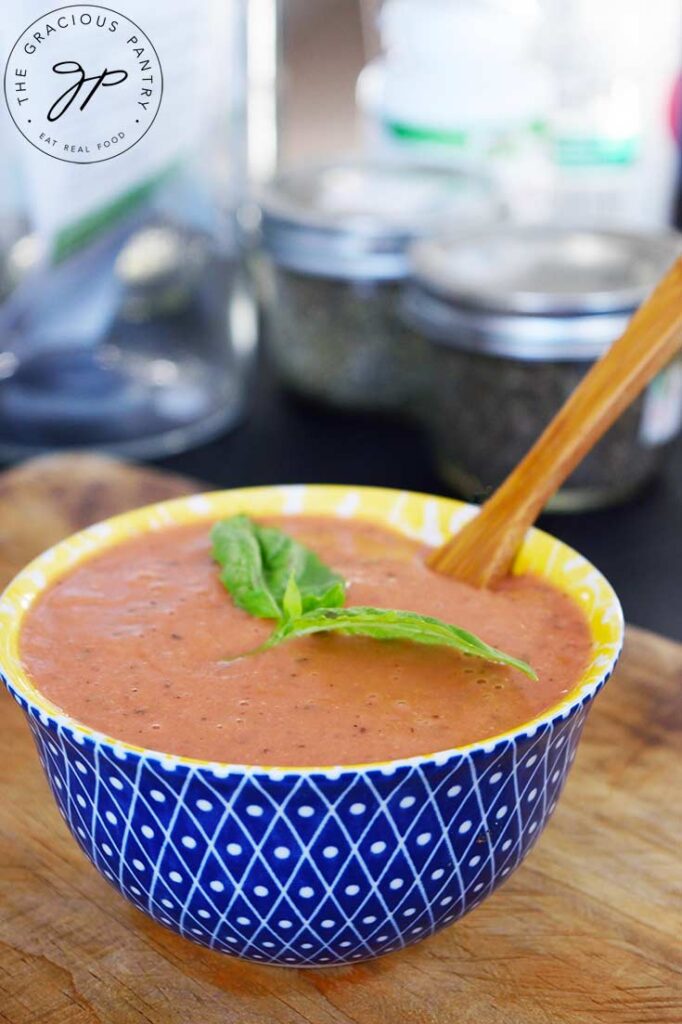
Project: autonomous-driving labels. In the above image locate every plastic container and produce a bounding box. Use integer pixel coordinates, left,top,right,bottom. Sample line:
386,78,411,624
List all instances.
537,0,682,228
356,0,552,223
257,160,501,412
403,226,682,510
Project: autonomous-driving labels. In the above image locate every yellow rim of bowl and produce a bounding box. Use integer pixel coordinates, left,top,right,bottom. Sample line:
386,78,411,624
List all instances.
0,484,624,773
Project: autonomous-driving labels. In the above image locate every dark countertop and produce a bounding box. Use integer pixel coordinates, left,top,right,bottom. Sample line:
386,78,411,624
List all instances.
158,353,682,642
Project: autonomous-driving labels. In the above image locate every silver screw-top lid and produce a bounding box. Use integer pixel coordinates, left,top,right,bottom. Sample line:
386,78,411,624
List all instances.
404,226,682,360
258,161,502,281
410,226,682,314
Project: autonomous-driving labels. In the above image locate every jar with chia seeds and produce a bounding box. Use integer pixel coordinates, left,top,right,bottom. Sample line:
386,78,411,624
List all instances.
403,227,682,510
256,161,501,413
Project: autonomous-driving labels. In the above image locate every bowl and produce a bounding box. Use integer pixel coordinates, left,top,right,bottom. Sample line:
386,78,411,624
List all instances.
0,485,623,967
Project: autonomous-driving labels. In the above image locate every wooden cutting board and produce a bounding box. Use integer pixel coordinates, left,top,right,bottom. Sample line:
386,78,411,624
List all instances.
0,455,680,1024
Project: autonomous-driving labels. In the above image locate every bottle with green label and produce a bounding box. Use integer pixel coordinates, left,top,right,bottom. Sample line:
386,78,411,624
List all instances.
0,0,255,458
356,0,554,222
537,0,681,227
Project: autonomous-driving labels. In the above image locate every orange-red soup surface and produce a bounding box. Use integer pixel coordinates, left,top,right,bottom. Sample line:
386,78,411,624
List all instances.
20,517,591,765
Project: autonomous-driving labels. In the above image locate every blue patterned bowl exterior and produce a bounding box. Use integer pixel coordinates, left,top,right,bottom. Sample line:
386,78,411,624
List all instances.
0,486,623,966
9,695,598,965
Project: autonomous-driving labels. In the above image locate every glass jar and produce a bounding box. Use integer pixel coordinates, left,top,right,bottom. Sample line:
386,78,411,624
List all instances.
0,1,255,459
257,160,501,413
403,226,682,510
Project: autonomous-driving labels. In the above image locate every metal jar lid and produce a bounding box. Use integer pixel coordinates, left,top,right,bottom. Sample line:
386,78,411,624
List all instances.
404,226,682,360
257,160,502,281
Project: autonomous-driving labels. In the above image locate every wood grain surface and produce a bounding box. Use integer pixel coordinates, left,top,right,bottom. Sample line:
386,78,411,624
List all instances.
0,454,195,588
0,455,680,1024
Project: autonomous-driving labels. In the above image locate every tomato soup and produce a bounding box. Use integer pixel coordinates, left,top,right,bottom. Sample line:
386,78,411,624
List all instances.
20,517,591,765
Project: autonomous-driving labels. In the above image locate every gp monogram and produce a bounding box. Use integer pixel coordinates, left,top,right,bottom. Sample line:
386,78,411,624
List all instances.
3,4,162,163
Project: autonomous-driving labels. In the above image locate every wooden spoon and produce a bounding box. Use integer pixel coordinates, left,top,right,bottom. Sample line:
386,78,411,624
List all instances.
428,256,682,587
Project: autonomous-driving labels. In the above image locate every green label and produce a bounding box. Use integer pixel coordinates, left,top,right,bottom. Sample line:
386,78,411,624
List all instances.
386,120,470,148
553,136,639,168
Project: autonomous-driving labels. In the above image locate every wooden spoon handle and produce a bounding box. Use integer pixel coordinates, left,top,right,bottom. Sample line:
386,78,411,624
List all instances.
428,256,682,587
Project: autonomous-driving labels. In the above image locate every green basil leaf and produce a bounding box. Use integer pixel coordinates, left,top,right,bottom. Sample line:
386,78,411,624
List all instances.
213,515,536,680
211,515,345,620
262,606,537,680
282,573,303,621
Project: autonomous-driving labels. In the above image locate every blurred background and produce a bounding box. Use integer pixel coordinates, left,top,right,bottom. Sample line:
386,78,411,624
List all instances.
0,0,680,636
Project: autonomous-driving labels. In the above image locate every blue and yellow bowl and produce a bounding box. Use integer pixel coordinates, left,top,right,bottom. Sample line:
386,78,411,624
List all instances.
0,486,623,966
